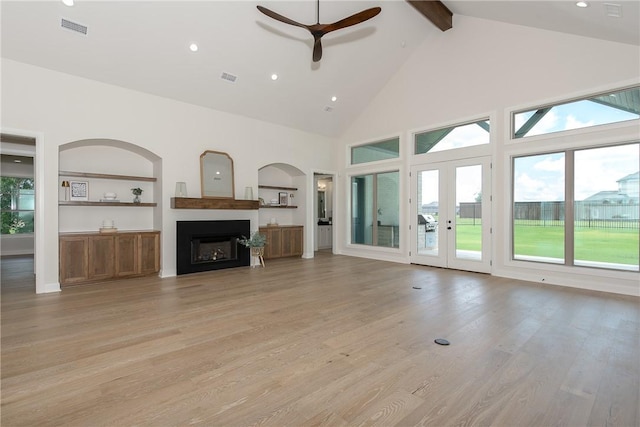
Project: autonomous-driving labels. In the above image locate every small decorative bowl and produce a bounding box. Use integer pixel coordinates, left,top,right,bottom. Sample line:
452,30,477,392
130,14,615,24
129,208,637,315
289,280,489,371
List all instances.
103,192,117,199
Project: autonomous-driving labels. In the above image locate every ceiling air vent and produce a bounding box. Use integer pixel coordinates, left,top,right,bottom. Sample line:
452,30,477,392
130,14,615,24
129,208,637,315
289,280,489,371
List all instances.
220,72,237,83
604,3,622,17
61,18,88,35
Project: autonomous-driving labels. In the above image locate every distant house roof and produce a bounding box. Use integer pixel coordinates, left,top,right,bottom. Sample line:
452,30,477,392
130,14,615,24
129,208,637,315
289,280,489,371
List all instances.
584,191,629,202
617,171,639,183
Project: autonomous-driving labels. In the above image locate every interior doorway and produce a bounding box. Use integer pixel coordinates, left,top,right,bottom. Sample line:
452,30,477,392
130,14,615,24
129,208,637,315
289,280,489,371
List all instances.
0,133,37,288
314,173,334,252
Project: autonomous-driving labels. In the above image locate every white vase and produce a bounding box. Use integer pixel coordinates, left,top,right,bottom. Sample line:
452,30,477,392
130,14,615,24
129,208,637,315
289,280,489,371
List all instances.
244,186,254,200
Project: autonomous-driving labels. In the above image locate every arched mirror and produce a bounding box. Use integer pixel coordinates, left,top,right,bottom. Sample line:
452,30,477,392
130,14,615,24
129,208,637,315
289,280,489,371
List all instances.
200,150,235,199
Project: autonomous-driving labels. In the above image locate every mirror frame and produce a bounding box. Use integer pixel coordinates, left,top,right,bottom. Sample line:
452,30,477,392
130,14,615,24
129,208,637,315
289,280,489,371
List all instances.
200,150,235,199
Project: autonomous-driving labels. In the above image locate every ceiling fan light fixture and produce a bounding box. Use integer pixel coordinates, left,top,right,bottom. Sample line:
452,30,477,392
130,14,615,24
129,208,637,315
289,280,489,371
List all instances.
575,1,589,8
257,1,381,62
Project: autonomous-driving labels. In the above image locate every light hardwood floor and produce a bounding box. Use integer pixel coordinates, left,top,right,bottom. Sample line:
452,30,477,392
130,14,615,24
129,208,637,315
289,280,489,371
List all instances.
1,253,638,426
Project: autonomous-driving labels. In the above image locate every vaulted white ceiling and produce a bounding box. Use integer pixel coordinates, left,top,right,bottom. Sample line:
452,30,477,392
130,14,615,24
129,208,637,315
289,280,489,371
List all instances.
2,1,638,137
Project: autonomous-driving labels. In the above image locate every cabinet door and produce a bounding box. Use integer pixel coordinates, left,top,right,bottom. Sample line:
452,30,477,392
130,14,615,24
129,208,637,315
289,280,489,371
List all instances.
282,227,303,257
261,227,282,259
318,225,332,249
139,232,160,275
60,236,89,285
88,235,115,280
115,234,139,277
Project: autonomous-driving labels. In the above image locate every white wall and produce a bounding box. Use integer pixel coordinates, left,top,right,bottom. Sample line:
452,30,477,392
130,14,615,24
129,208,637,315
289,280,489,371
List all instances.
1,59,335,292
336,16,640,295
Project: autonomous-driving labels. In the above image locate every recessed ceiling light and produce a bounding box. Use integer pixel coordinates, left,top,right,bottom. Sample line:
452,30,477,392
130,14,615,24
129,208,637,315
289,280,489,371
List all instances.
576,1,589,7
331,96,337,102
271,74,278,81
189,43,198,52
62,0,74,6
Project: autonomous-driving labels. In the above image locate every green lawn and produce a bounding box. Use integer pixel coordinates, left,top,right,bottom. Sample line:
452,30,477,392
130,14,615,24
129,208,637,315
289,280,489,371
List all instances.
454,219,639,266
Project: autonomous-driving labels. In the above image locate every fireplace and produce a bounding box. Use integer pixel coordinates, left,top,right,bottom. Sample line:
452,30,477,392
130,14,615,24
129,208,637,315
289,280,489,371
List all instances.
177,220,250,275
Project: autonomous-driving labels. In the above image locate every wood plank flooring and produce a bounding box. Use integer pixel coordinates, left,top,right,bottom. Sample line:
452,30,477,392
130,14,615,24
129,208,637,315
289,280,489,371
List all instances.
1,253,638,426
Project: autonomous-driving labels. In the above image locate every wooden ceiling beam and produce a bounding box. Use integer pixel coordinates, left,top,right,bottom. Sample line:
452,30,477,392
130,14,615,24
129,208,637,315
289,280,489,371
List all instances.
406,0,453,32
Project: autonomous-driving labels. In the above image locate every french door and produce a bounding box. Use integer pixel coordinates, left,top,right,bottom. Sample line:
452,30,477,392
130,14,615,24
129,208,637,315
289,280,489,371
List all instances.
410,157,491,273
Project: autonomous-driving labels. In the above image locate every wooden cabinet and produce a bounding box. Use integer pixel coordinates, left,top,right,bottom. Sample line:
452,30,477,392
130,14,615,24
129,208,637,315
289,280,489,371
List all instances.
89,235,115,280
259,225,303,259
261,227,282,259
115,234,139,277
317,225,332,249
60,231,160,286
281,226,303,257
59,236,89,285
139,232,161,275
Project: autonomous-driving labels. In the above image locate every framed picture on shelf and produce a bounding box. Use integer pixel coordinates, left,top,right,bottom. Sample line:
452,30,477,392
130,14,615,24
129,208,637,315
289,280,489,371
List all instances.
69,180,89,201
278,191,288,206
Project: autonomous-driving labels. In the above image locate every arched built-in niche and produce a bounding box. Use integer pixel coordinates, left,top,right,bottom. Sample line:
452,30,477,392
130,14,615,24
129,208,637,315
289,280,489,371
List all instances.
257,163,306,228
58,139,162,233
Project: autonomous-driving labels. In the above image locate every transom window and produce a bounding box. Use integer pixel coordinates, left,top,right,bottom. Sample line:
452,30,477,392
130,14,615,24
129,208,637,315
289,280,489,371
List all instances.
351,137,399,165
513,86,640,139
414,119,490,155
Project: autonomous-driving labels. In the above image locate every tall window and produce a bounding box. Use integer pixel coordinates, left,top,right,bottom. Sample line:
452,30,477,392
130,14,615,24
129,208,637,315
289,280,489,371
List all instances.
351,171,399,248
1,177,35,234
574,144,639,270
513,153,565,264
513,143,639,271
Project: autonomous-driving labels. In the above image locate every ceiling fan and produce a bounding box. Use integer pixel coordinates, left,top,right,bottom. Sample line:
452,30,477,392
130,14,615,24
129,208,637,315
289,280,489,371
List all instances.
257,1,382,62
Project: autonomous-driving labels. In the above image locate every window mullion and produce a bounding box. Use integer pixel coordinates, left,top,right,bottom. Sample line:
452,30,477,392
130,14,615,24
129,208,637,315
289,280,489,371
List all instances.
565,151,575,266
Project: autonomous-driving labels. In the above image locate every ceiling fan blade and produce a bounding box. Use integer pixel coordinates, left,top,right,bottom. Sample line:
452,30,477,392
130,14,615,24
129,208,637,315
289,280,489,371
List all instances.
323,7,381,34
256,5,309,30
312,36,323,62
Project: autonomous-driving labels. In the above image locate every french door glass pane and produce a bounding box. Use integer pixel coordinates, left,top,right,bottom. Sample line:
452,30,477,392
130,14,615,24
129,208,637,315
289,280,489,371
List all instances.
418,170,439,255
574,143,639,270
456,165,482,260
513,153,565,263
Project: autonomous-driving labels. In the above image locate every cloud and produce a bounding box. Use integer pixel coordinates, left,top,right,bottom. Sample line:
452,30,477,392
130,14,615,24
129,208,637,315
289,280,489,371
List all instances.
514,172,564,202
565,114,594,130
534,157,564,172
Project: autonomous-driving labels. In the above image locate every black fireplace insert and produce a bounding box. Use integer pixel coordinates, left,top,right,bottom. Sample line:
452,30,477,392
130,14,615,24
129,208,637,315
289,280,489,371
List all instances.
177,220,250,275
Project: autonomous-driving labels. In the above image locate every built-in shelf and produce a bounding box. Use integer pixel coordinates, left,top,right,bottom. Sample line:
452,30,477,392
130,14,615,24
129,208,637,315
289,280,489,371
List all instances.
59,171,157,182
258,185,297,191
59,201,157,207
171,198,259,210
